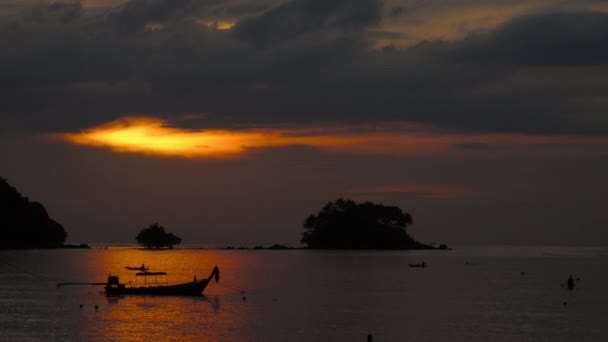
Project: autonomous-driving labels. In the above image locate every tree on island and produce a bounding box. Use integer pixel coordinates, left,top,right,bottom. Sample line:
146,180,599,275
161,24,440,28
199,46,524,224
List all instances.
301,198,432,249
0,177,67,249
136,223,182,249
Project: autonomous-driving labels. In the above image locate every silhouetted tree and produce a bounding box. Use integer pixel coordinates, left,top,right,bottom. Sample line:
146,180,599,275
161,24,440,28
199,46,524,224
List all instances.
301,198,431,249
165,233,182,249
136,223,182,249
0,177,67,249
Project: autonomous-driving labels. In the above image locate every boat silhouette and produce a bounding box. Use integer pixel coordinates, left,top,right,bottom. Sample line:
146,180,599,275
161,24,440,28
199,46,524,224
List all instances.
58,266,220,297
408,262,427,268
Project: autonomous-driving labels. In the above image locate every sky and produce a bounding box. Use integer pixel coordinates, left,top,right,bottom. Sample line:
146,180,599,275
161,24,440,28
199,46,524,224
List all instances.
1,0,608,246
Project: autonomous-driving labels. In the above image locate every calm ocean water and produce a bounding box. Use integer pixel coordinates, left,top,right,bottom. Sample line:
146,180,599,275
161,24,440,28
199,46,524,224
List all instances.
1,246,607,341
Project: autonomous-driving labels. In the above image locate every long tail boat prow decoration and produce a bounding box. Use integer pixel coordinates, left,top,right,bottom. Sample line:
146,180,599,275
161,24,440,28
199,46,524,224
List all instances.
58,266,220,297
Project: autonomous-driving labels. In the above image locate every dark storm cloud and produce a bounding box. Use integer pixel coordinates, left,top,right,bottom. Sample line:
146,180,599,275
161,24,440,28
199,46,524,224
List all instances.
1,1,608,135
103,0,250,31
46,2,83,22
234,0,382,48
105,0,197,32
210,1,274,17
452,11,608,65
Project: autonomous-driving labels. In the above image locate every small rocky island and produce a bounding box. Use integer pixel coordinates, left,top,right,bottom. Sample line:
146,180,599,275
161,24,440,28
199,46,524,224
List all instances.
0,177,67,249
301,198,440,250
136,223,182,249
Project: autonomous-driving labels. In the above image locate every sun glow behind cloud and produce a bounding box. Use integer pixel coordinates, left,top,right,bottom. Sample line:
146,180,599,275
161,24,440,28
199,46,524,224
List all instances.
59,117,376,158
57,117,608,159
199,20,236,30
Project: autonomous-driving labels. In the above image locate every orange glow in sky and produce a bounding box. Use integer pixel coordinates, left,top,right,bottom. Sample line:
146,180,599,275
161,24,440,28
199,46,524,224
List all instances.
58,117,608,159
59,117,374,158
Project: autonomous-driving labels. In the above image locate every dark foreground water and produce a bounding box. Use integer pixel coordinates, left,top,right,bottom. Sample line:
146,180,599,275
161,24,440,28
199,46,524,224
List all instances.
1,246,607,341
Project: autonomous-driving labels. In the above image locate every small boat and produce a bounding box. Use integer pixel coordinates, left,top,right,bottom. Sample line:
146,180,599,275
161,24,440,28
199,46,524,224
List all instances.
125,266,149,271
105,266,220,296
408,262,427,268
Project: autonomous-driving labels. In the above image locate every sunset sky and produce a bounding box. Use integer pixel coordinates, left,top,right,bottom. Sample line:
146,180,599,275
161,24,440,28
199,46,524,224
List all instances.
1,0,607,246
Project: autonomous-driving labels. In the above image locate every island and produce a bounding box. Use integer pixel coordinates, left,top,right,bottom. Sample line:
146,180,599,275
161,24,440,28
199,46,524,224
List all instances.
301,198,437,250
0,177,67,249
136,223,182,249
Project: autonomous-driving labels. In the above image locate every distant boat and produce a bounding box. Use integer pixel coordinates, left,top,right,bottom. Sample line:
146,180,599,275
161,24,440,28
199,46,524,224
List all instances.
125,266,149,271
408,262,427,268
58,266,220,297
105,267,220,296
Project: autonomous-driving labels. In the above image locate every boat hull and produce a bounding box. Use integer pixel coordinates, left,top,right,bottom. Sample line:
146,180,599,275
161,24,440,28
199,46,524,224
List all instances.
105,280,211,297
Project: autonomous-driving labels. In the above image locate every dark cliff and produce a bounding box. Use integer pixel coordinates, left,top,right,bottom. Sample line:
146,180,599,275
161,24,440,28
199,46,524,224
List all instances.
0,177,67,249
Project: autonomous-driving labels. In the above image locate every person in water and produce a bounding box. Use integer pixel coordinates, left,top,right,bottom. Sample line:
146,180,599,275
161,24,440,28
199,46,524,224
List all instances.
567,275,575,290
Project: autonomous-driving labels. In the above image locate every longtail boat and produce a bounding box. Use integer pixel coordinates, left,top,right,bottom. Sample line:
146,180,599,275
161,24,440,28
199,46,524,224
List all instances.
58,266,220,297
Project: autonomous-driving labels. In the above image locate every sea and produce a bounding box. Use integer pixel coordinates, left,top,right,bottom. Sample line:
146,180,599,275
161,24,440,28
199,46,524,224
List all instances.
0,246,607,341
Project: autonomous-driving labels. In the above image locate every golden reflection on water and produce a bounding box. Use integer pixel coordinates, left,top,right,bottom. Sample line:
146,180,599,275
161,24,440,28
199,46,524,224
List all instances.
94,296,223,341
73,249,253,341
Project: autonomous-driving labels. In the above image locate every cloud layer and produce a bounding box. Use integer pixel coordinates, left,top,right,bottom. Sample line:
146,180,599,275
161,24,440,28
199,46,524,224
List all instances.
1,0,608,136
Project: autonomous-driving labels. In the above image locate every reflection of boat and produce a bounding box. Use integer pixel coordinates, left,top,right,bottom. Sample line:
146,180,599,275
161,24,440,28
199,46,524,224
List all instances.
408,262,427,268
125,266,149,271
105,266,220,297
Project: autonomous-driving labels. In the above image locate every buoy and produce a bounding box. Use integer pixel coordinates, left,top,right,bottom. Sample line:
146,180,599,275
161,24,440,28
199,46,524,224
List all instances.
563,301,567,306
367,334,373,342
242,296,246,301
79,304,83,309
94,305,99,311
